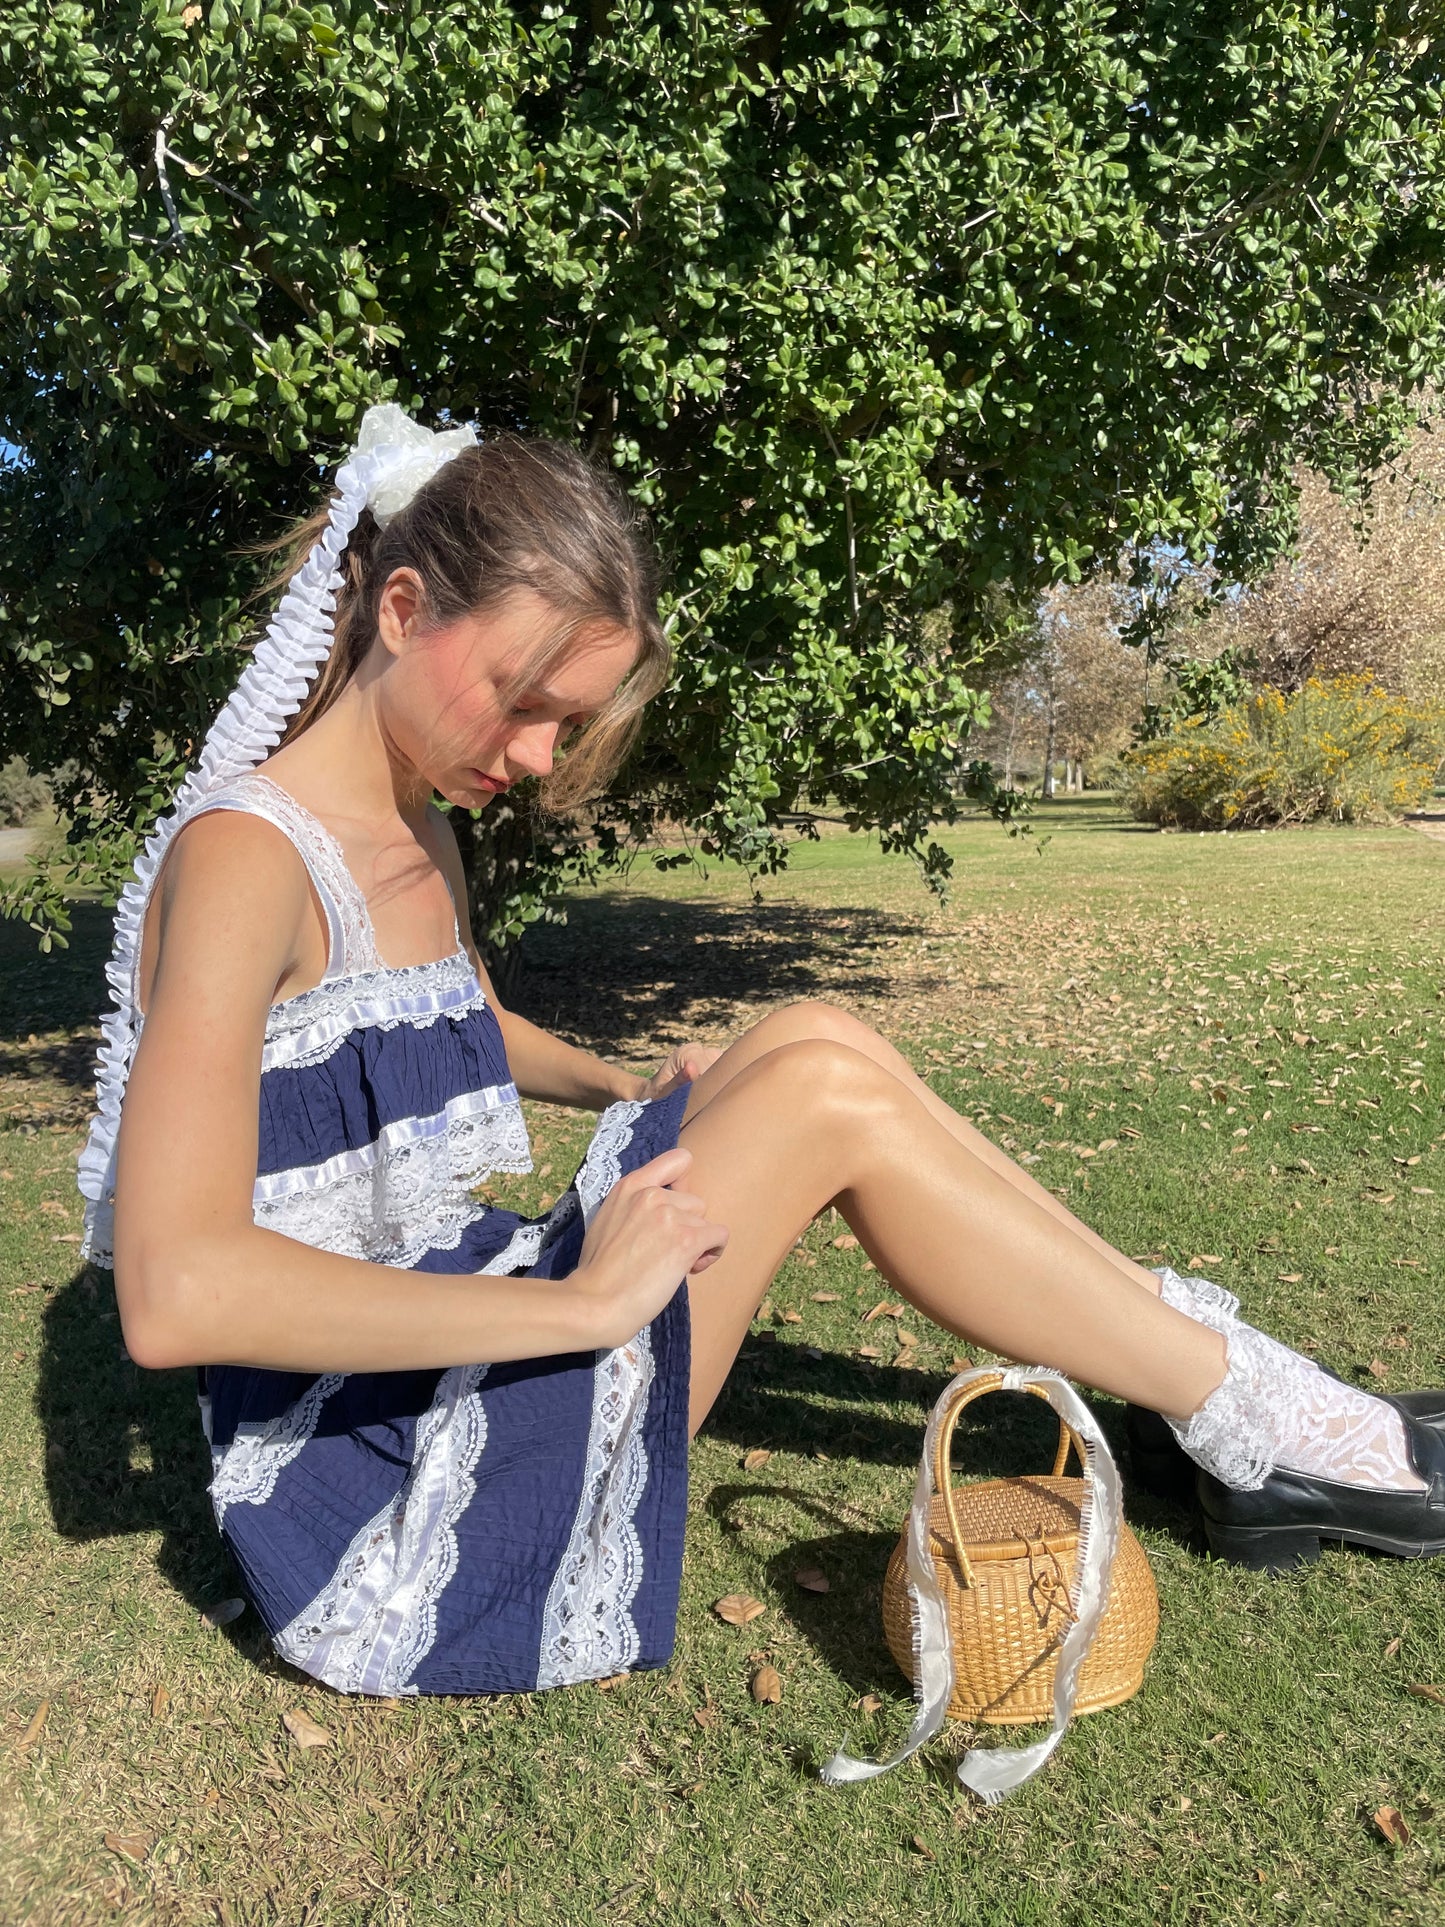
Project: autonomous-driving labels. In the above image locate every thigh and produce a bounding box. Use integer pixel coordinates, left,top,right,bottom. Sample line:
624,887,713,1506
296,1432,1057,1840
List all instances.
677,1040,880,1436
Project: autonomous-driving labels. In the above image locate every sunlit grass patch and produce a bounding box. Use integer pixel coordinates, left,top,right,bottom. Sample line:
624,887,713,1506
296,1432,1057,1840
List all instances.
2,801,1443,1924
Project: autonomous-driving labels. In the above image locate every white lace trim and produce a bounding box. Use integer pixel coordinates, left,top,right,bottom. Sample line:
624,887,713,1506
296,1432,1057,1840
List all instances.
266,1101,667,1698
536,1333,655,1686
1169,1319,1423,1493
208,773,386,975
208,1374,345,1529
263,1213,575,1694
251,1087,533,1267
537,1099,659,1687
1154,1265,1241,1326
262,963,486,1072
273,1364,490,1695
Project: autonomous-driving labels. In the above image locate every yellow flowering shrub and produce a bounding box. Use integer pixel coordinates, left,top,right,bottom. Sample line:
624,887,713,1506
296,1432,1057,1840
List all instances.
1119,677,1445,831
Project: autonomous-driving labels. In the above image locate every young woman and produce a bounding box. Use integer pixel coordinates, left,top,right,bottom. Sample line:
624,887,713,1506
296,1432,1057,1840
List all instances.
81,407,1445,1704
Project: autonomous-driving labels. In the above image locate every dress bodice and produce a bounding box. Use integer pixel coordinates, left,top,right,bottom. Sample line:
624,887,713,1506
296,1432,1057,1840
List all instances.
83,770,532,1270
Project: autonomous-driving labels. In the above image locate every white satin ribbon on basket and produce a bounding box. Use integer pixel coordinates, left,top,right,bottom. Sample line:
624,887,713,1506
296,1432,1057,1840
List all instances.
819,1363,1124,1803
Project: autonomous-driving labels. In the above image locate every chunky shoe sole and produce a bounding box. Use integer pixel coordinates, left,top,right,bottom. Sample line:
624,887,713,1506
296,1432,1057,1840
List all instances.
1200,1515,1445,1574
1196,1409,1445,1575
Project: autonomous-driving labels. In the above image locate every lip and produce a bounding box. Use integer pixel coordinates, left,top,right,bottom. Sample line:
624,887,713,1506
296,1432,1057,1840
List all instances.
468,770,512,793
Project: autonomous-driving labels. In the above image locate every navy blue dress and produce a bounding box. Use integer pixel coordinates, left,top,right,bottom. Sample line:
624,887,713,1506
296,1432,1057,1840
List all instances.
169,773,690,1697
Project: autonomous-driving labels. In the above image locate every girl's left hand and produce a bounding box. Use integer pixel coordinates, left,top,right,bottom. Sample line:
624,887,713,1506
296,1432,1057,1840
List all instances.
638,1043,722,1101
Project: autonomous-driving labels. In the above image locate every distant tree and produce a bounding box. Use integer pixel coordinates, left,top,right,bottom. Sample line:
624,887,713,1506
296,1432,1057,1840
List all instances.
4,3,1445,950
1187,424,1445,699
975,579,1148,793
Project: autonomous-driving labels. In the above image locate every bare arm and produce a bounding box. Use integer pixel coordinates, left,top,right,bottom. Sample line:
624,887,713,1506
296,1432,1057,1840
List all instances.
113,812,724,1374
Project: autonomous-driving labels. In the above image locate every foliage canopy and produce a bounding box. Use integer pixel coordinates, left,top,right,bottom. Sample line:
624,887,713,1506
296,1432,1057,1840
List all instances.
3,1,1445,941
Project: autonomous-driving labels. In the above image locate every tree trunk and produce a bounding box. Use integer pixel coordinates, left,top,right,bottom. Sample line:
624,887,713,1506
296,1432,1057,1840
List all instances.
448,800,537,1002
1041,702,1058,800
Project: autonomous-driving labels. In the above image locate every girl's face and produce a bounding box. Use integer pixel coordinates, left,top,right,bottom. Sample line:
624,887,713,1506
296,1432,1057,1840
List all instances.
373,574,639,809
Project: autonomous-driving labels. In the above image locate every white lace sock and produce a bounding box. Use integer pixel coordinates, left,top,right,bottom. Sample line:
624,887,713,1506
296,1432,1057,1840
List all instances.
1153,1265,1241,1326
1163,1308,1425,1494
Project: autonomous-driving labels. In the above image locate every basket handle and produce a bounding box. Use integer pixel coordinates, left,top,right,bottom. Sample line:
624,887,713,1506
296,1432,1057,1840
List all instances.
931,1371,1089,1588
820,1363,1126,1803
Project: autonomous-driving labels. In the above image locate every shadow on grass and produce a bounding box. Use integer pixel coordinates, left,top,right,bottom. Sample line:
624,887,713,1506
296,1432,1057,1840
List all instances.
701,1342,1203,1544
36,1267,233,1613
515,891,936,1052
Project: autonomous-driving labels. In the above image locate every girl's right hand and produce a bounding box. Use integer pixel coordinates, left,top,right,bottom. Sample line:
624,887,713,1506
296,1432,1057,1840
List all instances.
571,1147,728,1350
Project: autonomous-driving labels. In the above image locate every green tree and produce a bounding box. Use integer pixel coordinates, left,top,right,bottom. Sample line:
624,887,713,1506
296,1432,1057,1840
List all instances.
4,2,1445,951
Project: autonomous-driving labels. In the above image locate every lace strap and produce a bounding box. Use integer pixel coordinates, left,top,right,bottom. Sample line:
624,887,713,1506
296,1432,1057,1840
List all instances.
196,773,382,979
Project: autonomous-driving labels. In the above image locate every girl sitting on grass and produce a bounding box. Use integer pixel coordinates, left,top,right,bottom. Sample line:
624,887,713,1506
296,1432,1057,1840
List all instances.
81,406,1445,1708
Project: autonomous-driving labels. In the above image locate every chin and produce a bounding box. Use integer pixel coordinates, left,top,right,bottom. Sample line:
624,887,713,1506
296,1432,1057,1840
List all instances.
434,776,494,809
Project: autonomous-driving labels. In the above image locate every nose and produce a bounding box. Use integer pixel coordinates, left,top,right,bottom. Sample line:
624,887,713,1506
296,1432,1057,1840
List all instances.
508,720,559,779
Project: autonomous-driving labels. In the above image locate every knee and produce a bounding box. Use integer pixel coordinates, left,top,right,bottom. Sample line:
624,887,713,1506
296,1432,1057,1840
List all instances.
750,999,880,1055
742,1036,902,1131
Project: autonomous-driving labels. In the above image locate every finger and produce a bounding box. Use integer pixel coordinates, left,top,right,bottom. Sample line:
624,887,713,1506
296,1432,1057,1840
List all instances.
629,1146,693,1188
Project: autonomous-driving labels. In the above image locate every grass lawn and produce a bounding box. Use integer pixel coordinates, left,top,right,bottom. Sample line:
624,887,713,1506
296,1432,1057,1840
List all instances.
2,797,1443,1925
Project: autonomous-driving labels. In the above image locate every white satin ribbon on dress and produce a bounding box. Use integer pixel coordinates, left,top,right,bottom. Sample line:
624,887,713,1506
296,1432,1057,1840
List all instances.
819,1364,1124,1803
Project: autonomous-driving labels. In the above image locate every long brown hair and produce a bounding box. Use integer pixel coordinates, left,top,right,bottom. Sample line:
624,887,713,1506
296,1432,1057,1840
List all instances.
257,430,669,810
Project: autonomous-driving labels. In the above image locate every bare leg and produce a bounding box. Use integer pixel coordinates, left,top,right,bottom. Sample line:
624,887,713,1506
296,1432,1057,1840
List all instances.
679,1038,1226,1437
683,1001,1163,1299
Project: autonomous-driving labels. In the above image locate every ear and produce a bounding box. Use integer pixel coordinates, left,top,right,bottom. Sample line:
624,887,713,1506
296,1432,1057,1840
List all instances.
376,569,428,658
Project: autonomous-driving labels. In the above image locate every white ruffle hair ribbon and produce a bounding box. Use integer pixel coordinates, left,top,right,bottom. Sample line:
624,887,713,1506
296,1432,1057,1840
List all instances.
819,1363,1124,1804
77,403,478,1266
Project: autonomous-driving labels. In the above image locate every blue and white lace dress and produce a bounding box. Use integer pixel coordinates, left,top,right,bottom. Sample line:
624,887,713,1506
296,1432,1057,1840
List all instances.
108,773,692,1697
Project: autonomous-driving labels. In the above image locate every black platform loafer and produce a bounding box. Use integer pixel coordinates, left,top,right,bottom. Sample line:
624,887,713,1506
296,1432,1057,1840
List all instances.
1124,1386,1445,1507
1195,1409,1445,1574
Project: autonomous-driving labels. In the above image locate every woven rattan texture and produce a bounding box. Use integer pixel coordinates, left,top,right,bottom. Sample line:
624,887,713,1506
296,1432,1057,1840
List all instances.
881,1475,1159,1727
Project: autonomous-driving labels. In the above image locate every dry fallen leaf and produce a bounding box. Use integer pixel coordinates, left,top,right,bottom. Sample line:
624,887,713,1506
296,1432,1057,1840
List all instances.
855,1693,884,1715
832,1233,859,1250
741,1449,772,1471
16,1700,48,1752
202,1597,245,1629
1367,1358,1390,1380
1187,1255,1223,1268
103,1833,153,1864
778,1309,802,1325
714,1593,766,1627
856,1345,882,1360
151,1684,170,1721
910,1834,936,1860
810,1291,841,1303
862,1299,905,1323
1384,1637,1402,1661
894,1328,918,1347
281,1708,333,1749
1406,1682,1445,1706
1276,1272,1303,1284
950,1355,973,1373
1373,1805,1411,1848
794,1567,830,1594
750,1665,782,1705
692,1705,718,1729
594,1673,629,1691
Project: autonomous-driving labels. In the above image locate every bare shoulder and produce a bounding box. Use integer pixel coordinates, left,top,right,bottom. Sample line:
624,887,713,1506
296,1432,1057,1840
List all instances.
139,807,316,1017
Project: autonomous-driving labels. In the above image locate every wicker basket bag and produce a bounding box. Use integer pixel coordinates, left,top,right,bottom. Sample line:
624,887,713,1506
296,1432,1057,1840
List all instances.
820,1365,1158,1801
881,1372,1158,1725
